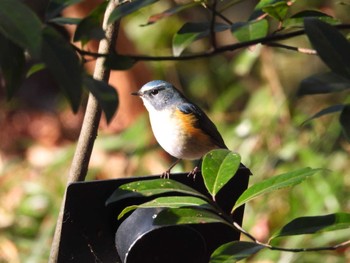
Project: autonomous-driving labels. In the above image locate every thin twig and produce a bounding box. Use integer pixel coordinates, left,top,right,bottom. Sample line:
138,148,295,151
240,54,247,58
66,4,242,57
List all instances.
265,42,317,55
209,0,218,49
48,1,120,262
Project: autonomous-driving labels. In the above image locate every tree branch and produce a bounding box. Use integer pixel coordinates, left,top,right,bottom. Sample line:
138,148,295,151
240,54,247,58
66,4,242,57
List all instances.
48,1,120,262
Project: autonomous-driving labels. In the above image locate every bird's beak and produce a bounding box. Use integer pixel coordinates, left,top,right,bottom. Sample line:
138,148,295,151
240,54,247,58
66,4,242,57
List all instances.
131,91,141,96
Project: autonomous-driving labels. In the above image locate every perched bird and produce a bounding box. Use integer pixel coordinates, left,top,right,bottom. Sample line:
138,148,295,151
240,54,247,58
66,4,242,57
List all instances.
132,80,236,177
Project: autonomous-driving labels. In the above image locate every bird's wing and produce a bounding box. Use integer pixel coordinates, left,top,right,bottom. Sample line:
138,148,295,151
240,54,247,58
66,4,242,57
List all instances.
177,103,228,149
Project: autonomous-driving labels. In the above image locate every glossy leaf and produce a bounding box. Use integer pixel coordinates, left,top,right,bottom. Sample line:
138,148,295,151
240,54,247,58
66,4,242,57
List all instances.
74,2,107,43
271,213,350,240
282,10,339,28
250,0,288,20
262,1,289,21
108,0,158,24
231,167,322,213
232,19,268,42
153,207,228,226
41,26,83,112
298,72,350,96
118,196,212,219
106,179,209,206
105,53,136,70
202,149,241,201
210,241,265,263
172,22,230,56
340,104,350,141
142,2,200,26
301,104,344,125
304,18,350,80
0,0,42,58
0,34,25,99
83,75,118,123
46,0,83,19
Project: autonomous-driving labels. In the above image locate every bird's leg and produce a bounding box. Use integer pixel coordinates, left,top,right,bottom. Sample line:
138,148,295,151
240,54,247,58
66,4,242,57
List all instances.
187,159,202,179
161,159,181,178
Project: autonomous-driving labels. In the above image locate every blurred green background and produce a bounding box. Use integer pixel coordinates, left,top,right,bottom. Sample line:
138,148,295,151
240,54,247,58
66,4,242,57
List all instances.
0,0,349,262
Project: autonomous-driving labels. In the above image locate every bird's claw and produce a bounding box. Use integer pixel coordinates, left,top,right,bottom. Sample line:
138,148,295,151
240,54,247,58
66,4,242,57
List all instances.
187,166,199,180
160,170,171,179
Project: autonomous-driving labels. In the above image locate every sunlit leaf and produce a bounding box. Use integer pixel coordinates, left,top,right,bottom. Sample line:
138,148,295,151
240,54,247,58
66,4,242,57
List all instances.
41,26,83,112
83,75,118,123
105,53,136,70
142,2,200,26
231,167,322,213
172,22,230,56
0,33,25,99
153,207,228,226
0,0,42,58
106,179,209,206
231,19,268,42
74,2,108,44
304,18,350,80
271,213,350,240
46,0,83,19
298,72,350,96
210,241,265,263
340,104,350,141
118,196,212,219
108,0,158,24
262,1,290,21
250,0,289,20
202,149,241,201
301,104,345,125
282,10,339,28
26,63,46,78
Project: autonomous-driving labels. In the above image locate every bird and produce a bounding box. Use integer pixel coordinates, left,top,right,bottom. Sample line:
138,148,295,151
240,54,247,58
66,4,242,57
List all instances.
132,80,237,178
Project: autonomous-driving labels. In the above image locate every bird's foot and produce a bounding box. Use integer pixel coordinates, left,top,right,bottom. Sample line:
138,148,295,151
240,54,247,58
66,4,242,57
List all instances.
187,166,200,180
160,169,171,179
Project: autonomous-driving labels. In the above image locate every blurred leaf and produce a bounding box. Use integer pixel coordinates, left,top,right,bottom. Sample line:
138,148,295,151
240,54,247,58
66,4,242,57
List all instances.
339,104,350,141
232,19,268,42
83,75,118,123
108,0,158,24
46,0,83,19
250,0,289,20
142,2,200,26
271,213,350,240
49,17,82,25
304,18,350,80
0,33,25,99
106,179,209,206
302,104,345,125
26,63,46,78
172,22,230,56
118,196,212,219
41,26,83,112
154,207,228,226
210,241,265,263
202,149,241,201
283,10,339,28
231,167,322,213
105,53,136,70
298,72,350,96
74,2,108,44
0,0,42,58
262,1,289,21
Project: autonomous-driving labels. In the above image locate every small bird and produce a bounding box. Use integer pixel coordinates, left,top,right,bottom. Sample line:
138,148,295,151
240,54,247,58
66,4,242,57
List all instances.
132,80,233,177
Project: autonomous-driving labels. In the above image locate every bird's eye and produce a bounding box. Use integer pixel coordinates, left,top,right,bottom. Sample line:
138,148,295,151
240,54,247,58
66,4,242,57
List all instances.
150,89,159,96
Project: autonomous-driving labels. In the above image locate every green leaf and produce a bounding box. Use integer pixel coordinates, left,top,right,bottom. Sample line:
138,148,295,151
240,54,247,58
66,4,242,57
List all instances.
105,179,209,206
271,213,350,240
46,0,83,19
231,167,322,213
232,19,268,42
153,207,228,226
49,17,82,25
210,241,265,263
0,34,25,99
340,104,350,141
298,72,350,96
105,53,136,70
108,0,158,24
26,63,46,78
172,22,230,56
83,75,118,123
304,18,350,80
41,26,83,112
250,0,288,20
202,149,241,201
0,0,42,58
301,104,345,125
282,10,339,28
262,1,290,21
74,2,108,44
118,196,212,219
